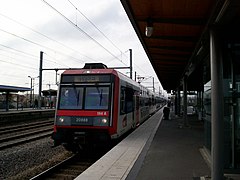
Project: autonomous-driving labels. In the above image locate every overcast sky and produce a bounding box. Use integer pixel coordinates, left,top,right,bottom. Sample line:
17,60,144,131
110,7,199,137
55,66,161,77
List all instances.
0,0,165,95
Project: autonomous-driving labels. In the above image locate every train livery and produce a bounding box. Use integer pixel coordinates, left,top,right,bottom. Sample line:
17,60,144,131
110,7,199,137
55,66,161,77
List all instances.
52,63,166,151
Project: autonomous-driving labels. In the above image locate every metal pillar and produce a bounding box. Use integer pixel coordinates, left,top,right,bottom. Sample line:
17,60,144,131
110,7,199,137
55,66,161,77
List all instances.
55,69,59,85
210,29,224,180
175,88,181,116
38,51,43,109
183,76,188,126
196,91,200,120
29,77,33,106
153,77,155,93
178,89,181,116
129,49,133,79
174,91,177,115
6,91,9,111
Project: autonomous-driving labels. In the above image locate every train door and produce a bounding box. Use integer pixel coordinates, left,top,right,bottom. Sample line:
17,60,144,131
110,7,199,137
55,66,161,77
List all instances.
135,93,140,126
126,87,134,129
120,86,134,131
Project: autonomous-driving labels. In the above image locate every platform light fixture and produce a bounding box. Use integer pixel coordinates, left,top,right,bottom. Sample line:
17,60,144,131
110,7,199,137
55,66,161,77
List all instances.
145,18,153,37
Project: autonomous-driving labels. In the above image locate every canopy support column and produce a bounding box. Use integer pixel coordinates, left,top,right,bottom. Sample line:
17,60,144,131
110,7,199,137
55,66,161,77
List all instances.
210,28,224,180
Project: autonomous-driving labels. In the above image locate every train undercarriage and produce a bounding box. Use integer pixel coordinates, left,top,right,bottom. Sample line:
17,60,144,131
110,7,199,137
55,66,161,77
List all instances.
52,128,112,152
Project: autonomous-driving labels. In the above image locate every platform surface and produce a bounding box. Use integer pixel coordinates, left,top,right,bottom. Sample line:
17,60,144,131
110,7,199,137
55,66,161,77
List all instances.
75,108,211,180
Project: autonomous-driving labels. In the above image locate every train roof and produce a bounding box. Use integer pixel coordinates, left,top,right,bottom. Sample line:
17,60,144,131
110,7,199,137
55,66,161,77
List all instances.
63,68,139,86
62,68,118,76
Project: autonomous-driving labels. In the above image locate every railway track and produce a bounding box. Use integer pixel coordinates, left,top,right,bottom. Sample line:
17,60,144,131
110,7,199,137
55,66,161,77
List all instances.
0,119,53,150
30,149,106,180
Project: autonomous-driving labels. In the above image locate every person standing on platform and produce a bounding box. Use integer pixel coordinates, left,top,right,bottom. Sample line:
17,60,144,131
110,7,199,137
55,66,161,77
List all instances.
34,99,38,109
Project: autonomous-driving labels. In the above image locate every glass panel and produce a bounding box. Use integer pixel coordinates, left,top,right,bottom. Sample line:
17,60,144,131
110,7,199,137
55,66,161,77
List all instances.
236,97,240,168
232,44,240,168
59,86,84,109
222,43,240,169
223,79,233,168
120,87,125,114
85,87,109,110
203,80,211,151
125,87,134,113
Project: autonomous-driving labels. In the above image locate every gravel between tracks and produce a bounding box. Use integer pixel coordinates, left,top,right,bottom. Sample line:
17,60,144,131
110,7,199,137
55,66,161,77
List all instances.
0,137,72,179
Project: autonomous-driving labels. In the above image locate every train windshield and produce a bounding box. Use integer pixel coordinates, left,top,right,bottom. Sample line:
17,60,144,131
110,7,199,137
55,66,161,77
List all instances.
59,86,110,110
85,87,109,110
59,87,84,109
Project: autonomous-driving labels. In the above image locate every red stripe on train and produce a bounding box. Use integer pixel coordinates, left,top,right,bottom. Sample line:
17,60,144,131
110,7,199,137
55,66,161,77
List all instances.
57,110,109,116
55,125,108,129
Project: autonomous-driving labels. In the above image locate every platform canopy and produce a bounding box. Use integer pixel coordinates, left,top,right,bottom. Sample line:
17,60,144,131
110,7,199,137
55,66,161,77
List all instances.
120,0,240,91
0,85,31,111
0,85,31,93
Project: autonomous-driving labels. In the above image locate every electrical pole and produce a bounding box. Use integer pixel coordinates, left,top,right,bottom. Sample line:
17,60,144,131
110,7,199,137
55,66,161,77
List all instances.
28,76,33,107
55,69,59,85
129,49,132,79
153,77,155,93
38,51,43,109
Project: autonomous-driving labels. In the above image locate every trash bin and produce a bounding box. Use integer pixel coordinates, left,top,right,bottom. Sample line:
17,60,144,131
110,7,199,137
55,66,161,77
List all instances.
163,106,170,120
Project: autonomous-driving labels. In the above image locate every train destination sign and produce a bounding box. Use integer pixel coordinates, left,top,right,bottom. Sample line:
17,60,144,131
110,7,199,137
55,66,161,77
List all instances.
61,75,111,83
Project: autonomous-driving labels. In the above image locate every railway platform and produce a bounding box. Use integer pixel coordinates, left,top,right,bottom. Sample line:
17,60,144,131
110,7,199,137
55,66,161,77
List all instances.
75,107,215,180
0,108,55,125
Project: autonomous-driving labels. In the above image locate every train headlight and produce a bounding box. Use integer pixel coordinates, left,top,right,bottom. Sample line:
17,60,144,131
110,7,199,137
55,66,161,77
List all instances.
56,116,71,125
102,118,108,124
59,117,64,123
93,117,109,126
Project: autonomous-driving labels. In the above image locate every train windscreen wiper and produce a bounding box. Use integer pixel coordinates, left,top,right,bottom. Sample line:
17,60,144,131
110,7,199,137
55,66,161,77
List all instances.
96,87,103,106
73,85,80,106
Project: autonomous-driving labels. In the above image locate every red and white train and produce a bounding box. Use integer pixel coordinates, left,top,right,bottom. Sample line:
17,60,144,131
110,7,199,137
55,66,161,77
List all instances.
52,63,166,151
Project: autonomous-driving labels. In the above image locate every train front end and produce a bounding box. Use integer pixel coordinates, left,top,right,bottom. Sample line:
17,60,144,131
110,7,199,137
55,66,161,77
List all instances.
52,67,117,151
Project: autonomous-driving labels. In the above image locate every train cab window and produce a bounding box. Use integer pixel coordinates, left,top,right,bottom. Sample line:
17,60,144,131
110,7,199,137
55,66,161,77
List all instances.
85,87,109,110
59,86,84,109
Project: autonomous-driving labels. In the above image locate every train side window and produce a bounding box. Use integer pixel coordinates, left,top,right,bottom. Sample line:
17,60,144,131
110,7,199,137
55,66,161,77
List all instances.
152,95,155,105
120,87,125,114
125,87,134,113
139,96,143,106
145,97,149,106
120,86,134,114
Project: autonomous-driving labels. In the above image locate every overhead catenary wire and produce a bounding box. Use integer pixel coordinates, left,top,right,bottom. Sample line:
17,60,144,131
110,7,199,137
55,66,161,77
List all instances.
66,0,128,59
0,43,38,59
0,1,160,89
0,12,99,63
43,52,71,68
1,3,138,73
0,58,38,71
0,43,68,68
0,28,87,67
0,30,156,88
42,0,127,66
